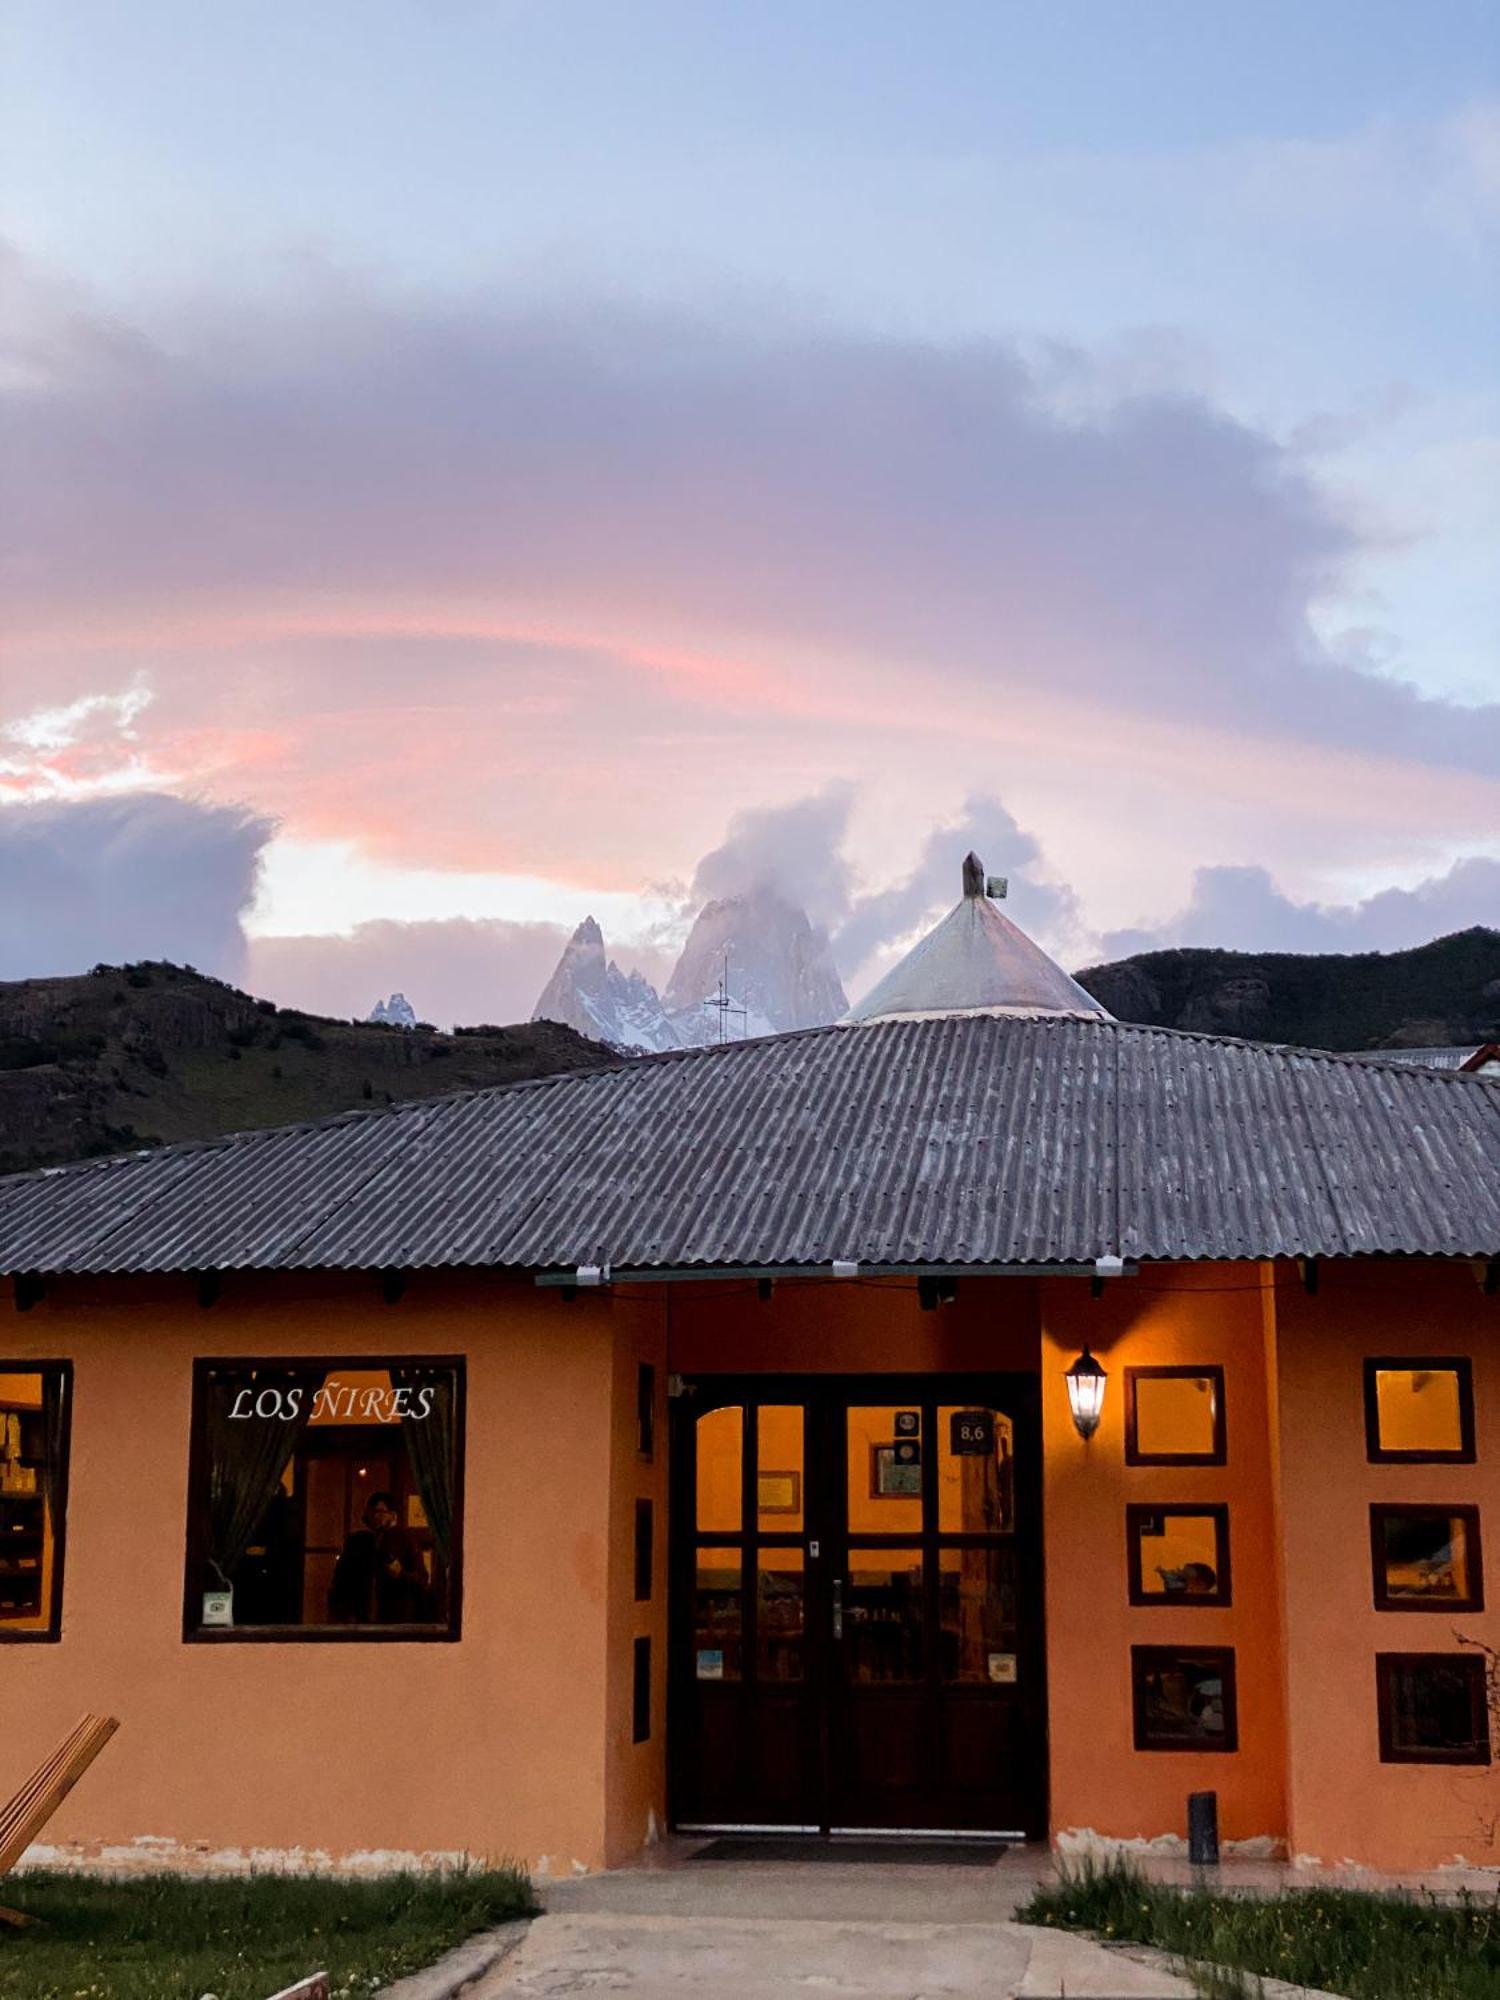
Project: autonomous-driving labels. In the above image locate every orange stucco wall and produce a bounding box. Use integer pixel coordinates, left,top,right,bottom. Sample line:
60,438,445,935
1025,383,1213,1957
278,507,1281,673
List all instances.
1275,1262,1500,1870
1040,1263,1288,1850
2,1270,658,1876
7,1258,1496,1876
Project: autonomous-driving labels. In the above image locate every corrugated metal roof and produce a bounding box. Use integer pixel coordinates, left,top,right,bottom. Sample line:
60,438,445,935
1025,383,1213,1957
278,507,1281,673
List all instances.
1356,1047,1482,1071
0,1015,1496,1276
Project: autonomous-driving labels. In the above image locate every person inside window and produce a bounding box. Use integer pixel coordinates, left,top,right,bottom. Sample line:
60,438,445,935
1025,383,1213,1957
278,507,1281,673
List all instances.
329,1492,430,1624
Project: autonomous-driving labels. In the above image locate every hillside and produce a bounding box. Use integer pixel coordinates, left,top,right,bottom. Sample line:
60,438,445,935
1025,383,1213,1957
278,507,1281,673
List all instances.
0,961,616,1174
1075,926,1500,1051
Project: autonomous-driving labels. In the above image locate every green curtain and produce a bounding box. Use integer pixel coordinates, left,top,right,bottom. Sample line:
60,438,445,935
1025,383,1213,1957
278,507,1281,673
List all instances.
204,1371,309,1589
393,1366,456,1566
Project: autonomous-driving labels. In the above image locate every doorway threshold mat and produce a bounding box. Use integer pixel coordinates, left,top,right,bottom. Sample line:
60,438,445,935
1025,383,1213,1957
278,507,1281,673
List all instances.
688,1836,1007,1865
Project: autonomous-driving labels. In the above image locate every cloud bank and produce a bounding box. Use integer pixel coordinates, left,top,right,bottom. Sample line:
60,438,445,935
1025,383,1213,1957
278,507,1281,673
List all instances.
0,792,271,982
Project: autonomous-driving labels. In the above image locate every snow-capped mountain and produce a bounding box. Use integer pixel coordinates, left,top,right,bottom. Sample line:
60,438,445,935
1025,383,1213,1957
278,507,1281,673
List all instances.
531,918,680,1052
531,889,848,1052
667,888,848,1041
367,992,418,1027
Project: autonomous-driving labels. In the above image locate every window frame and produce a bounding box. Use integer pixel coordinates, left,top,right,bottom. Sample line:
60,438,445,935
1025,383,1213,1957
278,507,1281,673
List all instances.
635,1497,654,1603
1126,1502,1232,1608
182,1353,466,1645
0,1357,72,1646
1370,1503,1484,1614
1130,1643,1239,1753
1376,1651,1491,1766
1124,1366,1227,1467
1363,1357,1476,1466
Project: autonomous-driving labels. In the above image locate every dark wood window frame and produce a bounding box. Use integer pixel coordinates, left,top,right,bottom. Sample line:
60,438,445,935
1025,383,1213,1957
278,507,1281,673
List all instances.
1370,1503,1484,1613
0,1358,72,1646
1376,1651,1491,1765
1131,1643,1239,1753
1124,1366,1227,1467
1363,1357,1476,1465
632,1634,652,1743
1126,1503,1232,1608
182,1353,466,1645
635,1497,654,1603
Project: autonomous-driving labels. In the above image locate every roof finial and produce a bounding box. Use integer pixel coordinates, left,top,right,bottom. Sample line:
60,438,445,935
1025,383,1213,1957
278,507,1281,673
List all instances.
961,851,985,899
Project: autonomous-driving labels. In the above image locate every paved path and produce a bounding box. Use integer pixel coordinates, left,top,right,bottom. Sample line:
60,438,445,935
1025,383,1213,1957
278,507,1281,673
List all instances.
467,1849,1197,1998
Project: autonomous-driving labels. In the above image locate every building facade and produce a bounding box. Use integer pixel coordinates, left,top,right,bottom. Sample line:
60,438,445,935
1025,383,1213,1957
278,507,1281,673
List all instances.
3,868,1497,1877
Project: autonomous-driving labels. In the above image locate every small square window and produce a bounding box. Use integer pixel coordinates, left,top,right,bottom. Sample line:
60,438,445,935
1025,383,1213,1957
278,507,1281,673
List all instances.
1371,1505,1483,1613
1131,1645,1238,1752
634,1498,654,1603
632,1635,652,1743
1376,1653,1490,1764
1364,1360,1475,1464
637,1363,657,1459
1127,1505,1231,1607
0,1361,72,1644
1125,1368,1226,1466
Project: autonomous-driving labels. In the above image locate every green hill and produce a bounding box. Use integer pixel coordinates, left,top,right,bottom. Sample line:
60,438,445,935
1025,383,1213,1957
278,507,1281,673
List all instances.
1075,927,1500,1050
0,961,615,1174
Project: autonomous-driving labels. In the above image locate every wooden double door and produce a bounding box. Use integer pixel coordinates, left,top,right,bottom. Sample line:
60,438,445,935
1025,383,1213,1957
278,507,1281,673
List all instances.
670,1375,1046,1838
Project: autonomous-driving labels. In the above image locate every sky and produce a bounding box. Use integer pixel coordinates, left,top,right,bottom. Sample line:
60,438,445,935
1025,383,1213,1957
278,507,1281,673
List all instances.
2,1,1498,1025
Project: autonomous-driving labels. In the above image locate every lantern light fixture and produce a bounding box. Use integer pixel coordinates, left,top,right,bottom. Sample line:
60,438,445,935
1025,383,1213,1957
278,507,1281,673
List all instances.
1066,1346,1107,1440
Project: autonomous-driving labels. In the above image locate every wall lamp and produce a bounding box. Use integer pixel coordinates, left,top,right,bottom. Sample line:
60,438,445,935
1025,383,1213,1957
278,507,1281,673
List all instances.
1065,1346,1107,1440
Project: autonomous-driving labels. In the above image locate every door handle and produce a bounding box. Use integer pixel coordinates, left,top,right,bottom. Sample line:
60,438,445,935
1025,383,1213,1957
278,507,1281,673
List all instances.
832,1576,843,1641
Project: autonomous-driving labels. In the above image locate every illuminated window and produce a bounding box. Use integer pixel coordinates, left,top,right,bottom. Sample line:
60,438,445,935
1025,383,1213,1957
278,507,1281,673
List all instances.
1364,1360,1475,1464
184,1358,463,1640
0,1362,71,1643
1127,1505,1231,1608
1131,1645,1238,1752
1371,1506,1482,1613
1125,1368,1226,1466
1376,1653,1490,1765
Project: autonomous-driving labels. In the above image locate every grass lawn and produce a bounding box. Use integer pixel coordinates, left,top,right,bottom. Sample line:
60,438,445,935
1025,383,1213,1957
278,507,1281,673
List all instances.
1019,1856,1500,1999
0,1866,536,2000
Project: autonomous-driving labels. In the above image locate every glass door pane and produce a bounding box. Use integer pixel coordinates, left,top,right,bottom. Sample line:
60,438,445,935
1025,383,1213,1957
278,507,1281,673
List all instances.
844,1548,924,1683
937,1405,1014,1533
847,1404,923,1535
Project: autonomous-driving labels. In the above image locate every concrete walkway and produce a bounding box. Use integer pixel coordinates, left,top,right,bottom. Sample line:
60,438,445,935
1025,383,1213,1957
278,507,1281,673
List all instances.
468,1844,1198,1998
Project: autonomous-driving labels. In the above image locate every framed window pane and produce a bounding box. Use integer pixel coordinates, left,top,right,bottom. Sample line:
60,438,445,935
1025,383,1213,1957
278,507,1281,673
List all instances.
938,1405,1015,1534
939,1544,1017,1683
845,1548,924,1684
634,1498,654,1603
1365,1360,1475,1464
632,1636,652,1744
694,1551,742,1680
0,1362,71,1643
1377,1653,1490,1764
756,1404,804,1532
695,1405,743,1533
1372,1506,1483,1612
756,1548,805,1682
1127,1505,1231,1608
1125,1368,1226,1466
1131,1646,1238,1752
184,1358,463,1640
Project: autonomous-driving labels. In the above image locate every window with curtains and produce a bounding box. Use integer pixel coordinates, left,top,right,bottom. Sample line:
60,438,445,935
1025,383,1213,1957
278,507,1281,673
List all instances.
183,1358,464,1640
0,1362,71,1642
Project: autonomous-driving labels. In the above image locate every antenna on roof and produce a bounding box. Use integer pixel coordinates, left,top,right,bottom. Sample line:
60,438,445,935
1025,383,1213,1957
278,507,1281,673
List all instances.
702,947,749,1045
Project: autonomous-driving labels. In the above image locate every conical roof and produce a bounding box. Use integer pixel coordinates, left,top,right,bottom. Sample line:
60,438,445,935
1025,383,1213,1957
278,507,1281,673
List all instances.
842,853,1111,1025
